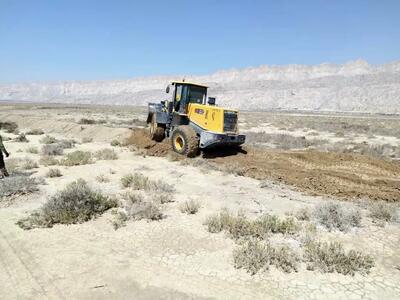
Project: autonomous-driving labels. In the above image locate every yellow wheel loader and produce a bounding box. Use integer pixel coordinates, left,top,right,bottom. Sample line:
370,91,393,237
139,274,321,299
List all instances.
147,81,245,157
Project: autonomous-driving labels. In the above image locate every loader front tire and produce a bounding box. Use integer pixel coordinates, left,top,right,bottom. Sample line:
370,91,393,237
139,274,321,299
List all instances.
149,114,165,142
171,126,199,157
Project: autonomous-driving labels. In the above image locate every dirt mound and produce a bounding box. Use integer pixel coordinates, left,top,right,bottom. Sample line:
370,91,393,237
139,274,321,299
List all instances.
126,129,400,201
126,129,171,157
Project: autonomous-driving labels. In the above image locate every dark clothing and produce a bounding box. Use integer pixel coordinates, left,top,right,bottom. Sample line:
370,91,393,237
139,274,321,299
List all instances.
0,153,4,169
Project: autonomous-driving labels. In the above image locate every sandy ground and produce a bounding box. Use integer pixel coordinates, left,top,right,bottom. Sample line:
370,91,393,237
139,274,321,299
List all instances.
0,104,400,300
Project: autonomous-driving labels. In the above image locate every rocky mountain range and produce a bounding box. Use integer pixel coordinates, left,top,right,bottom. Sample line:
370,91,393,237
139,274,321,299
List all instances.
1,59,399,113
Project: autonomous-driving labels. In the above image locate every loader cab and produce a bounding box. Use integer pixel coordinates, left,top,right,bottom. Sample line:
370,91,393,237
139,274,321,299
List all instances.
167,81,208,114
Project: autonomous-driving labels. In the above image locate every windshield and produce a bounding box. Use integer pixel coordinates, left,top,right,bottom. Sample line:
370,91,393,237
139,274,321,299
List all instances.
188,85,207,104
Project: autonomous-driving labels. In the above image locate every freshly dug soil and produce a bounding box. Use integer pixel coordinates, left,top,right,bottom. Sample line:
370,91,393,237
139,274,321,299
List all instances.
127,129,400,201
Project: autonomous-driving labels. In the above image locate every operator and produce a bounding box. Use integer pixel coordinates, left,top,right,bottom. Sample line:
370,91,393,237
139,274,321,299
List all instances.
0,134,10,178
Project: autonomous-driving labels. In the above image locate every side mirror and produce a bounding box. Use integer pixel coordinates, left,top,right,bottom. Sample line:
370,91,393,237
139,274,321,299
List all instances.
208,97,216,105
166,86,170,93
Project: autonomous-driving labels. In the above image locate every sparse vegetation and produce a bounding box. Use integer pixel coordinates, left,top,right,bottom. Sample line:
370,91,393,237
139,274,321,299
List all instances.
179,199,200,214
303,241,374,275
26,146,39,154
40,135,58,144
313,202,361,232
110,139,121,147
61,151,93,166
96,174,110,183
21,158,39,170
0,121,18,133
41,144,64,156
58,139,76,149
26,129,44,135
14,133,29,143
46,168,62,178
295,207,311,221
95,148,118,160
368,201,398,225
17,179,117,229
0,175,43,199
39,155,59,166
233,239,299,274
120,173,175,193
204,210,299,240
78,118,106,125
246,132,327,150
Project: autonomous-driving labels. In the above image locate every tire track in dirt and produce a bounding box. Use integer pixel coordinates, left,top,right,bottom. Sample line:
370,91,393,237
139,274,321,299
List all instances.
0,228,65,299
127,129,400,201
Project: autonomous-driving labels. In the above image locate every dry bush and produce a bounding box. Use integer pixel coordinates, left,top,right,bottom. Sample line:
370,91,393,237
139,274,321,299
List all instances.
14,133,29,143
46,168,62,178
81,137,93,143
78,118,97,125
152,193,174,204
121,191,163,221
233,239,299,274
204,211,299,240
0,175,43,199
110,139,121,147
121,173,175,193
61,151,93,166
295,207,311,221
368,201,398,225
328,142,398,159
41,144,64,156
58,139,76,149
40,135,58,144
39,155,59,166
26,129,44,135
303,241,374,275
179,200,200,214
20,158,38,170
96,174,110,183
26,146,39,154
0,121,18,133
313,202,361,232
17,179,117,229
95,148,118,160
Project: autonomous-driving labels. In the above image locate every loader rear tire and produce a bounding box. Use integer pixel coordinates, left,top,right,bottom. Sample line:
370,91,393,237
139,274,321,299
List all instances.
171,126,199,157
149,114,165,142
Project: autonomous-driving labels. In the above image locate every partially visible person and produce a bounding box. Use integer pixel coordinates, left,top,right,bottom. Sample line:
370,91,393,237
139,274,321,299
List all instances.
0,134,10,178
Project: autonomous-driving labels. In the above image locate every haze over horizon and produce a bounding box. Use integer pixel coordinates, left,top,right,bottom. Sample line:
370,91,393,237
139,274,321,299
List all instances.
1,0,400,83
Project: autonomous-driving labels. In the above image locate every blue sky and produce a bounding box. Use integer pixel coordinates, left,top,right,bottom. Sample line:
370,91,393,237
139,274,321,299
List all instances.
0,0,399,83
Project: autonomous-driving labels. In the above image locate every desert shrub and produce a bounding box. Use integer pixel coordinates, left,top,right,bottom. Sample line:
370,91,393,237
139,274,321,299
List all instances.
20,158,38,170
303,241,374,275
17,179,117,229
78,118,96,125
58,139,76,149
41,144,64,156
152,193,174,204
0,175,43,198
121,173,175,193
81,137,93,143
233,239,299,274
313,202,361,232
40,135,58,144
95,148,118,160
26,146,39,154
14,133,29,143
61,151,92,166
0,121,18,133
295,207,311,221
204,211,299,240
39,155,59,166
26,129,44,135
179,200,200,214
46,168,62,178
96,174,110,183
122,191,162,221
368,201,397,225
110,139,121,147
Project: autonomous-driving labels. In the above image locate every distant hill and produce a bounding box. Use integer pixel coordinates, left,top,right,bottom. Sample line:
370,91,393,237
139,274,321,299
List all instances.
1,60,400,113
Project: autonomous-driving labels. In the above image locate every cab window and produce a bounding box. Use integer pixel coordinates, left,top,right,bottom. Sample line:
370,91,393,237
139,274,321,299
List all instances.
188,86,206,104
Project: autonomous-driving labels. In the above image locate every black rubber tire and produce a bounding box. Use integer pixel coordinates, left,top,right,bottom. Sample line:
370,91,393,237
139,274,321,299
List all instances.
149,114,165,142
171,126,199,157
